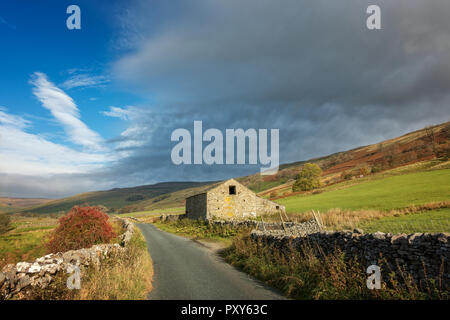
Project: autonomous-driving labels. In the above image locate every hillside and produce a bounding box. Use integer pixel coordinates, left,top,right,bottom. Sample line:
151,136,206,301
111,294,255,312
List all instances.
18,181,215,215
0,197,52,213
277,167,450,214
18,121,450,215
240,121,450,194
121,183,220,212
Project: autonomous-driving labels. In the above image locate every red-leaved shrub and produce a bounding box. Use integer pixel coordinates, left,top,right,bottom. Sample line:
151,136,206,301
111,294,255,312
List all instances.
46,206,116,253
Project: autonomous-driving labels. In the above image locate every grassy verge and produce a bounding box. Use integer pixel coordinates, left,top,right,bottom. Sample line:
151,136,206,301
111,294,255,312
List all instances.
75,228,153,300
154,219,250,246
277,169,450,214
119,207,185,224
359,208,450,234
222,233,447,300
120,207,185,218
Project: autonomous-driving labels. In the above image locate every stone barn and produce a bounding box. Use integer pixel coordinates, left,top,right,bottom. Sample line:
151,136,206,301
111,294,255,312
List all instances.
185,179,285,220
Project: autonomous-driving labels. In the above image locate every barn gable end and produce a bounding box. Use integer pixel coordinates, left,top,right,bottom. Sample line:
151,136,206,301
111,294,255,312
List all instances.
185,179,285,220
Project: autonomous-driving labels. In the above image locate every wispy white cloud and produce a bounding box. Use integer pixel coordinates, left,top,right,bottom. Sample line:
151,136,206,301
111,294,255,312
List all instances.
0,108,109,176
61,73,110,90
101,106,133,120
0,80,141,197
0,107,30,128
102,106,154,151
31,72,104,151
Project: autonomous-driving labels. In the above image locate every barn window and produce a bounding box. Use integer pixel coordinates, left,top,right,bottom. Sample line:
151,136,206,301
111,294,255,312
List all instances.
229,185,236,195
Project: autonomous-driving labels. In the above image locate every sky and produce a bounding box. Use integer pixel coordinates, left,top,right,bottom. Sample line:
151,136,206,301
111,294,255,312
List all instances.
0,0,449,198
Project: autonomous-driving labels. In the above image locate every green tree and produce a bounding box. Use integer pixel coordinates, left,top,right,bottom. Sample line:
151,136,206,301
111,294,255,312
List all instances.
371,164,383,174
292,163,322,192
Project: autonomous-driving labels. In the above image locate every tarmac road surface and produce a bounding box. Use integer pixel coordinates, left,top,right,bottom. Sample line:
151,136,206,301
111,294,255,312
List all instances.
138,224,284,300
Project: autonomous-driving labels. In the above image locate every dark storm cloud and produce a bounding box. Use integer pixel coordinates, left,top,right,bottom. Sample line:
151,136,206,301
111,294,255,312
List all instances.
105,0,450,185
115,0,450,107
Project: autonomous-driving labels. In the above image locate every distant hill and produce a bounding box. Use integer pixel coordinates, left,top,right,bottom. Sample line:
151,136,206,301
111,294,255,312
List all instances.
18,181,216,215
120,183,223,212
19,121,450,215
0,197,52,213
238,121,450,195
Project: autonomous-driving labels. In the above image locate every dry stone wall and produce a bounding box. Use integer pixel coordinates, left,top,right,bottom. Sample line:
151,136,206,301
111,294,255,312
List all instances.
159,214,186,222
0,217,135,300
211,218,321,234
157,214,321,234
251,229,450,289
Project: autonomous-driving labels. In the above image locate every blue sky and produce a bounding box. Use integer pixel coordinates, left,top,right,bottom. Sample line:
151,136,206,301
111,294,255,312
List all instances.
0,0,449,198
0,1,154,197
0,1,143,142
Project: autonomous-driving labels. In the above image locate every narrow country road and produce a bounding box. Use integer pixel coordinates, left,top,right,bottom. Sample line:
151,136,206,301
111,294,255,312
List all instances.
138,224,284,300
